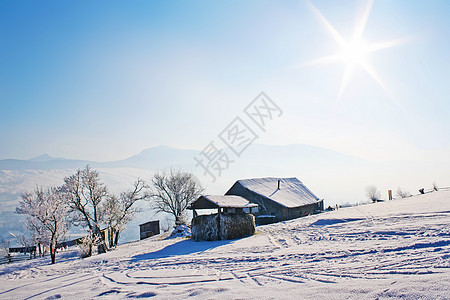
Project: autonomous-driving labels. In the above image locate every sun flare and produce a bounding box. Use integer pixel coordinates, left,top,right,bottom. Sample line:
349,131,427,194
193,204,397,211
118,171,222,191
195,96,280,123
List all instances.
298,0,408,103
338,39,369,65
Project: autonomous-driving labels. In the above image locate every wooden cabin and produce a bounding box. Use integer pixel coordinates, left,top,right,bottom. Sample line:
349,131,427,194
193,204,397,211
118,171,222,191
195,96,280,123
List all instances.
225,177,323,224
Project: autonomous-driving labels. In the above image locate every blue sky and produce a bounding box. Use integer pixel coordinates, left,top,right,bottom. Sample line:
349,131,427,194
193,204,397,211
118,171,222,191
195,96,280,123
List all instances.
1,0,449,162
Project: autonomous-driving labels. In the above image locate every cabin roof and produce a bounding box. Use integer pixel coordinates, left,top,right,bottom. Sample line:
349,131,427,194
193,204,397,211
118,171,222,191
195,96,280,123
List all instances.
189,195,258,209
139,220,159,227
226,177,320,208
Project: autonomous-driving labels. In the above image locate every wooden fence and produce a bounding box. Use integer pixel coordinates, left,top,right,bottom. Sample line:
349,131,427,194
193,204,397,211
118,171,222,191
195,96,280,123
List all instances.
0,253,36,265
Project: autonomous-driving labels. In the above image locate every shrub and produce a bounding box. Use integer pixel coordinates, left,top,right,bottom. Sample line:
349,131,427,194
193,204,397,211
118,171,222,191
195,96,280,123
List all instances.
78,234,98,258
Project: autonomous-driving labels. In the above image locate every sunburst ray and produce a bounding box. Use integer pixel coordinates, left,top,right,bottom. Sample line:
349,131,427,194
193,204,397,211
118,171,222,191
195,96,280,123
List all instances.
297,0,409,103
336,63,356,107
353,0,374,39
307,1,345,46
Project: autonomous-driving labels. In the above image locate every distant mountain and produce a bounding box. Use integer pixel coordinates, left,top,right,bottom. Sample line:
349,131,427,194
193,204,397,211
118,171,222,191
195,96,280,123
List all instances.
102,145,198,170
28,154,55,162
0,144,367,172
0,145,198,171
0,152,93,170
0,158,93,170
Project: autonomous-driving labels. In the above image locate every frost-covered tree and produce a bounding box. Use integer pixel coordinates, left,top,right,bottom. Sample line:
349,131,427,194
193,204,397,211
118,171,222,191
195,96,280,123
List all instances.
1,239,10,258
366,185,381,203
148,170,203,225
16,187,69,264
19,211,49,257
17,233,37,258
17,233,32,248
102,178,147,247
62,166,108,255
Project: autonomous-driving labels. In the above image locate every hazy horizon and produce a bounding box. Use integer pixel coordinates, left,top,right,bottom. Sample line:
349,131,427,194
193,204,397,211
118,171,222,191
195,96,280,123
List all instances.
0,143,371,162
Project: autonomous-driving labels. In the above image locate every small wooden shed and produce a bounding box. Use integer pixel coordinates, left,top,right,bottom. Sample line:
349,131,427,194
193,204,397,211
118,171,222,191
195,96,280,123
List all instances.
189,195,257,241
139,220,160,240
190,195,258,216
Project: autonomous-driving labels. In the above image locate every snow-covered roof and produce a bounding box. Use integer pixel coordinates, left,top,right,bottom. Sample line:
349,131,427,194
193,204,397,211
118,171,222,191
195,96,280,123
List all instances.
230,177,320,208
190,195,258,209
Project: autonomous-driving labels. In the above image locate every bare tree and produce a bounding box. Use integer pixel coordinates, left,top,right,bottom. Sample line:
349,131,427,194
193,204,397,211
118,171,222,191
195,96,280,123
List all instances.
62,165,108,255
102,179,147,247
16,187,69,264
396,187,411,198
148,170,203,225
366,185,381,203
432,182,439,191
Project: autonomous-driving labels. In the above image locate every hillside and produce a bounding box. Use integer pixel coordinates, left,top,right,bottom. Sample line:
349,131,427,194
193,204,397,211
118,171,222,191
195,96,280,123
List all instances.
0,190,449,299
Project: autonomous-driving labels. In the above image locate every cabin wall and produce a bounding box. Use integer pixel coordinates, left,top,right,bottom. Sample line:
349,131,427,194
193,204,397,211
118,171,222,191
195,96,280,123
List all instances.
316,199,324,211
282,202,317,220
139,221,160,240
257,200,317,222
257,196,284,217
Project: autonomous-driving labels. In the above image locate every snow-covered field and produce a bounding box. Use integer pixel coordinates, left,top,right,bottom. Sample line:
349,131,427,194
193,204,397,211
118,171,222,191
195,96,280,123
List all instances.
1,191,449,299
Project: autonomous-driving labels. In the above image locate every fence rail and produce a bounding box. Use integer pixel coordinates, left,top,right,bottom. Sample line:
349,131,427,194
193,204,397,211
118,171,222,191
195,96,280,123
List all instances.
0,253,36,265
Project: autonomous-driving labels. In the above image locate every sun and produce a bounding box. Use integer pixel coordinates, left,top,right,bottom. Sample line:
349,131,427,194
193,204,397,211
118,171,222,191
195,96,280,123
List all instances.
338,39,369,65
298,0,408,103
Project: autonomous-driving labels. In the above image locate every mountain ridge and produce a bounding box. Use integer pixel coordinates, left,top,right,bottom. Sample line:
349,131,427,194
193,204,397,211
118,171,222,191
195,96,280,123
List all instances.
0,144,363,171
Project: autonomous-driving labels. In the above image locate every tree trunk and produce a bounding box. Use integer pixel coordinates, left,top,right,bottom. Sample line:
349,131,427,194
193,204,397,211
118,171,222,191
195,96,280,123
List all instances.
50,244,56,264
107,227,113,248
175,215,184,226
114,230,120,247
93,226,108,254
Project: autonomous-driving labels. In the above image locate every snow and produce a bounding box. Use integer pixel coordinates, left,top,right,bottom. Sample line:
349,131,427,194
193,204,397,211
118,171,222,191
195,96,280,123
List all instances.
0,190,449,299
228,177,320,208
197,195,258,208
168,225,191,239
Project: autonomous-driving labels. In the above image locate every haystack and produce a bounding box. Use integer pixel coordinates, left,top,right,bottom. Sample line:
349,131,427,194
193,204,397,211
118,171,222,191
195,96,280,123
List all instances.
191,213,255,241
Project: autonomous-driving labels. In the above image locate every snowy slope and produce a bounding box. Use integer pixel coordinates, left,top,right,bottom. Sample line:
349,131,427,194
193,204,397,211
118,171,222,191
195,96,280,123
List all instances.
0,190,449,299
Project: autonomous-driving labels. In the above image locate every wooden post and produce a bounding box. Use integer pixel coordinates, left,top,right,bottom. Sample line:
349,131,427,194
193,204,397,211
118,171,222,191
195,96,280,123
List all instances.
388,190,393,200
217,208,221,241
